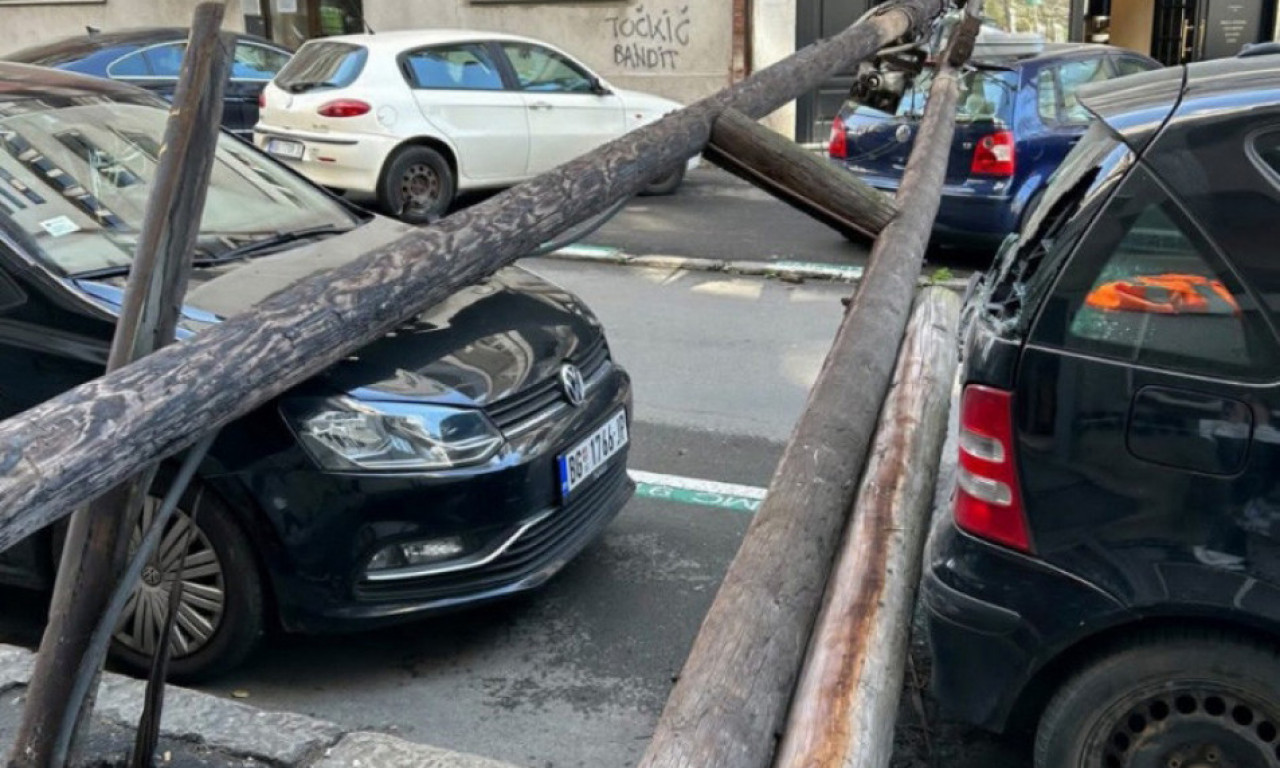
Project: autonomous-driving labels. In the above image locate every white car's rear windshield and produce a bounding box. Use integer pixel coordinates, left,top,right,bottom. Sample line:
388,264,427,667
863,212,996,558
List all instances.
275,41,367,93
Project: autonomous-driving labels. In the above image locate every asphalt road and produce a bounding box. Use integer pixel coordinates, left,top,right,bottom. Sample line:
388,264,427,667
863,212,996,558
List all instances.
573,165,993,275
586,166,868,265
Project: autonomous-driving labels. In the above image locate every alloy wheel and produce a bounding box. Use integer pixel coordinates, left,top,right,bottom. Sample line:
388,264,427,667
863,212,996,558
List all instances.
114,496,226,658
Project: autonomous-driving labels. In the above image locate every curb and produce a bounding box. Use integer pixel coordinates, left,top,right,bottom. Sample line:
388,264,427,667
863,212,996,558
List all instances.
0,644,519,768
542,245,969,292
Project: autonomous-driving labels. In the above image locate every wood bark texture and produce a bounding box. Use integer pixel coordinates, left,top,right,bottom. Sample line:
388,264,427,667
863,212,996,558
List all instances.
771,287,960,768
635,41,963,768
705,108,897,241
8,5,232,767
0,0,942,553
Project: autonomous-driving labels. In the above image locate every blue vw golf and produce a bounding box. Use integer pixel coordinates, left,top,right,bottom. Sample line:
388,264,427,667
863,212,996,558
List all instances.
829,42,1160,250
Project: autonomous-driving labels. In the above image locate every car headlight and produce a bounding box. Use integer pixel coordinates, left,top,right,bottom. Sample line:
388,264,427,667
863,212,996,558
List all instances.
283,398,504,471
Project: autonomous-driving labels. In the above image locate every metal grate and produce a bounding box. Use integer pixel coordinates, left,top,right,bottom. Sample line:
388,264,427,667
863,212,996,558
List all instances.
485,336,610,434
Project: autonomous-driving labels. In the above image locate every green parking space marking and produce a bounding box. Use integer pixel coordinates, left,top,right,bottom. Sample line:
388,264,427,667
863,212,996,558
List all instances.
629,470,767,514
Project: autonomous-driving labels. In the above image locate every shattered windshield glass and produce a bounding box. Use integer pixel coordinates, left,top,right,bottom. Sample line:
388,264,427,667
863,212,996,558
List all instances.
0,100,356,277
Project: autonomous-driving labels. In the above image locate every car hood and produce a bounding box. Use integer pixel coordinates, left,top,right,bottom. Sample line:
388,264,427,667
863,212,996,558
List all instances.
75,216,604,408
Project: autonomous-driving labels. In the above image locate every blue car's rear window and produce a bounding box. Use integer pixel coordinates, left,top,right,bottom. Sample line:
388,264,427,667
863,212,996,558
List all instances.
889,68,1018,124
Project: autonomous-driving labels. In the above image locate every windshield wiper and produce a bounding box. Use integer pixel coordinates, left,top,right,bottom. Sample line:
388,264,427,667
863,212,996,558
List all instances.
193,224,351,265
70,265,131,280
283,80,340,93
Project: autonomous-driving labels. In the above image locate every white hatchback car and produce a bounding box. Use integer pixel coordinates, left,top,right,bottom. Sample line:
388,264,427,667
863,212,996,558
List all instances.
254,30,695,223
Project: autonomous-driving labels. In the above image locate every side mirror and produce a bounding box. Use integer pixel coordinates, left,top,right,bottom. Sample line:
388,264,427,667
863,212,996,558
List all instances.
590,77,612,96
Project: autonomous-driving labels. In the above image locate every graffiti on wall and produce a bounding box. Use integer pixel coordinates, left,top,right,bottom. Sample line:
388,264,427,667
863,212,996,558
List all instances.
607,4,691,71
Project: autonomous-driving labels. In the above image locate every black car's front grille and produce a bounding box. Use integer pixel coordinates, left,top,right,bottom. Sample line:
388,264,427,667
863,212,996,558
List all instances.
355,460,632,602
485,336,610,434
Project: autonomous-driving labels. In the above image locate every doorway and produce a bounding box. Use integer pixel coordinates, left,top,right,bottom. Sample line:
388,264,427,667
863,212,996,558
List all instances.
256,0,366,49
795,0,874,144
1150,0,1196,64
1086,0,1268,64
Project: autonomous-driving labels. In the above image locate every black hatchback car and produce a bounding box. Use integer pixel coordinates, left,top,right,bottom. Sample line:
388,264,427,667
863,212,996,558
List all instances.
3,28,292,139
926,55,1280,766
0,63,633,679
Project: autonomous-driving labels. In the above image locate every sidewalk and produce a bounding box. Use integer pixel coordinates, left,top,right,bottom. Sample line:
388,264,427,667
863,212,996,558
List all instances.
0,645,518,768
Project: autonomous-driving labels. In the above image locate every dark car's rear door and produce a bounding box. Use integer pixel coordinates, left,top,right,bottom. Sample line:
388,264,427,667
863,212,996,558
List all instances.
1018,157,1280,616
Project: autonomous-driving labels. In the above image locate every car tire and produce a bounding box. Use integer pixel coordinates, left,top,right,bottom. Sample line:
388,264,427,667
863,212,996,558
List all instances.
109,484,265,682
639,165,684,196
378,145,455,225
1034,628,1280,768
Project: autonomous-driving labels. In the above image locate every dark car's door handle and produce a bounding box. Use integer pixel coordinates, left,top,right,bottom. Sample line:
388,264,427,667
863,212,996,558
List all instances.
1128,385,1253,475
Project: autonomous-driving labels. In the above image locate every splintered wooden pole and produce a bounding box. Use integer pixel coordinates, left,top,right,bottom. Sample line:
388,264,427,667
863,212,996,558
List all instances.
637,15,972,768
9,5,232,767
704,108,897,241
772,287,960,768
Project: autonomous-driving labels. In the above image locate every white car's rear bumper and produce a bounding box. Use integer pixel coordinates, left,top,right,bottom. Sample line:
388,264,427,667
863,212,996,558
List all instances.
253,126,400,194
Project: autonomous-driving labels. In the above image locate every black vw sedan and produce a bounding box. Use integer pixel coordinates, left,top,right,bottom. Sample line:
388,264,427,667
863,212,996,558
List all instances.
0,64,633,679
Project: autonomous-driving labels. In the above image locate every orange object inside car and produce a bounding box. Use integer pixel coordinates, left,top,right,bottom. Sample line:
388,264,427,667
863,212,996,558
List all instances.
1085,273,1241,316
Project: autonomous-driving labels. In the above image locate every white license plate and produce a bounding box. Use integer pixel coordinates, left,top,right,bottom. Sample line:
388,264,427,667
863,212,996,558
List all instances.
558,410,628,499
266,138,304,159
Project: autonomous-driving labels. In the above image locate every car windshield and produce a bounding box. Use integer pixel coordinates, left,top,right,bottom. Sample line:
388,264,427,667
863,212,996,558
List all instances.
275,41,367,92
0,99,357,277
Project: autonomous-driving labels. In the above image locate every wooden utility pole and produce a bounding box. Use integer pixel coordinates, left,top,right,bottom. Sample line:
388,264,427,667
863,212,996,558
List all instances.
705,107,898,241
772,288,960,768
636,9,975,768
9,6,232,766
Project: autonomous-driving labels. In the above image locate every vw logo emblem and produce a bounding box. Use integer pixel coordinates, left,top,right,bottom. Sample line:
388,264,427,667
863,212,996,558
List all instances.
559,364,586,407
895,124,912,143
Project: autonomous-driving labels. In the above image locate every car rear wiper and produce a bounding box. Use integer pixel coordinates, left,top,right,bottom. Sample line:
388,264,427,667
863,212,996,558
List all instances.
193,224,350,265
283,80,340,93
70,265,132,280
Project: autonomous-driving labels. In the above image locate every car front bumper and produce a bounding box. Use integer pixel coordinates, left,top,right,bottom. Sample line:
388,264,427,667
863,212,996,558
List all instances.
217,365,635,633
253,126,399,194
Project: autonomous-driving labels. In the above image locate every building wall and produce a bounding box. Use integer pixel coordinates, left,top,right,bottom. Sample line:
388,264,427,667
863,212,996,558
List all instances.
363,0,733,107
1109,0,1154,55
752,0,797,138
0,0,247,55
